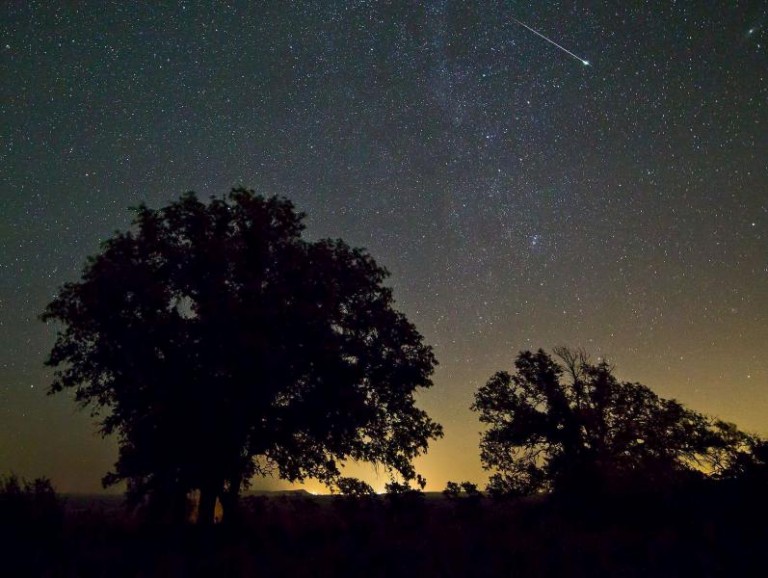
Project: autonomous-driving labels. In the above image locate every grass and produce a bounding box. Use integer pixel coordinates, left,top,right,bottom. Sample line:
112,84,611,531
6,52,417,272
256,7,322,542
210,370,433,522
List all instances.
2,479,767,577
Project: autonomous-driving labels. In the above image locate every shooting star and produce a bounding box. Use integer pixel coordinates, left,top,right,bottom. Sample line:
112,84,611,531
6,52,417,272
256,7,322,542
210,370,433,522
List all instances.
512,17,590,66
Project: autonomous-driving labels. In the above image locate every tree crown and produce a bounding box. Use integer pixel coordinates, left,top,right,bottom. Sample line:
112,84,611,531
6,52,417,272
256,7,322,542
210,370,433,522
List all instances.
43,189,442,514
472,347,761,496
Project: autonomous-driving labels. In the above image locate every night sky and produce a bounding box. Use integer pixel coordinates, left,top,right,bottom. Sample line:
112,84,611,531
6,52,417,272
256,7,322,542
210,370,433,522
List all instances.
2,2,766,494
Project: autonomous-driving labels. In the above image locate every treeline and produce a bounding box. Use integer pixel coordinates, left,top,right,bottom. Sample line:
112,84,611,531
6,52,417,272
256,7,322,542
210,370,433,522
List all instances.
2,472,767,577
37,189,766,526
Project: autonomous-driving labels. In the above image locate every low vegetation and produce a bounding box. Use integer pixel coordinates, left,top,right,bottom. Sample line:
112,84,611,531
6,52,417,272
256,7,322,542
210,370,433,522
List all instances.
2,480,767,577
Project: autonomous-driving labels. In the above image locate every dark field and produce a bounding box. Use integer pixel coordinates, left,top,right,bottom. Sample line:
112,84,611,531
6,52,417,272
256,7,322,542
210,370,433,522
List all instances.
2,482,767,578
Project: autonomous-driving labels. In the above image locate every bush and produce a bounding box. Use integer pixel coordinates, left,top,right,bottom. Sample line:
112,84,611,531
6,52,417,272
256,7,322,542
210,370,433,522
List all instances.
443,481,483,500
336,477,376,497
0,474,64,575
0,473,62,529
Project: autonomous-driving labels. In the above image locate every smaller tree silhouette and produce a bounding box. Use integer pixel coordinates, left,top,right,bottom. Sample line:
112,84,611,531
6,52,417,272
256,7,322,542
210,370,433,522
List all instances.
335,477,376,496
472,347,763,496
443,481,482,499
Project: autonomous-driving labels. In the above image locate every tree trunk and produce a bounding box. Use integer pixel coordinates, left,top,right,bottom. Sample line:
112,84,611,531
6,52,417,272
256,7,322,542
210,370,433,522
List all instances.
220,473,242,525
197,483,219,526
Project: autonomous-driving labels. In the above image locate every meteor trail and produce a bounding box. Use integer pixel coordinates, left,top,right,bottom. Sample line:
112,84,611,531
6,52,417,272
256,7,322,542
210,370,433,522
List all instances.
512,17,590,66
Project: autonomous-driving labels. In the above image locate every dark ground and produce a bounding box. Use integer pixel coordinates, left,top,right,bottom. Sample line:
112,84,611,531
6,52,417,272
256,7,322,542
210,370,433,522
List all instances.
2,481,767,577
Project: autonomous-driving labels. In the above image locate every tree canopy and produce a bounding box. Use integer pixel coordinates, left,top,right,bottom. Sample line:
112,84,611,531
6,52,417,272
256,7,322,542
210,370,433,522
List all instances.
42,189,442,523
472,347,762,496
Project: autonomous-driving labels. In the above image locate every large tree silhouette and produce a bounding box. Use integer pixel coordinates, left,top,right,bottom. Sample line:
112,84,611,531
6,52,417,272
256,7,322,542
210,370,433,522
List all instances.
42,189,442,524
472,347,760,496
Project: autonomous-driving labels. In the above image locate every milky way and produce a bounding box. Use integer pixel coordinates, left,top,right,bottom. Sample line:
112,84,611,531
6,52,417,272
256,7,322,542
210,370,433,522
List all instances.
1,1,766,492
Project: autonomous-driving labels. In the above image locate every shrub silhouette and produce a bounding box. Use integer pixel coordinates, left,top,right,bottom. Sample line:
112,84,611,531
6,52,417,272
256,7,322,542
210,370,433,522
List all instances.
443,481,482,500
0,474,63,575
336,477,376,496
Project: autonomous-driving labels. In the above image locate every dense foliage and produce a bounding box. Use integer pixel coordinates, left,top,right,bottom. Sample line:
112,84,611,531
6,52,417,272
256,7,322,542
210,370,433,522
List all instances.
42,189,442,523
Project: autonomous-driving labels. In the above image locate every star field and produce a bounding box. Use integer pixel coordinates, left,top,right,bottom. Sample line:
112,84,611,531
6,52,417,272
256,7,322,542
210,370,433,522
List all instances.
1,1,766,492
